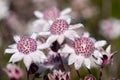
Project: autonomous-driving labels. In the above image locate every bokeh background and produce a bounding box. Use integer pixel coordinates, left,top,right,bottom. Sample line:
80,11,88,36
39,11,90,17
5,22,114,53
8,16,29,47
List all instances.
0,0,120,80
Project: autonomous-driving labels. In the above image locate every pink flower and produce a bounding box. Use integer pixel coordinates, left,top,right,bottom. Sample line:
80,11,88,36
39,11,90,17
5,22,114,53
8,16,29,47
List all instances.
4,64,23,80
48,70,71,80
84,74,96,80
94,45,116,66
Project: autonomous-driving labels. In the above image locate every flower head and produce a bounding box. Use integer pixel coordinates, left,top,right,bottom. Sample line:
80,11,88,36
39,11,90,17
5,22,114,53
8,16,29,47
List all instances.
5,33,46,70
4,64,23,80
28,7,72,33
94,45,116,66
84,74,96,80
61,32,107,70
38,19,83,49
48,70,71,80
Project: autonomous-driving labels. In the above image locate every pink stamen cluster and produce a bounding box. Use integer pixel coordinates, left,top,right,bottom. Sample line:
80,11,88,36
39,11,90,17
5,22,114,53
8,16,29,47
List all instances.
43,7,60,21
50,19,69,34
17,37,37,54
72,37,95,57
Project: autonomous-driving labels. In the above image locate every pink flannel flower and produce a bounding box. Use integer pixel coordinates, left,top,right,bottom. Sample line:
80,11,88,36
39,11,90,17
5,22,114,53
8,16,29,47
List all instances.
61,32,107,70
5,33,46,70
4,64,23,80
84,74,96,80
38,19,83,49
94,45,116,66
28,7,72,33
48,70,71,80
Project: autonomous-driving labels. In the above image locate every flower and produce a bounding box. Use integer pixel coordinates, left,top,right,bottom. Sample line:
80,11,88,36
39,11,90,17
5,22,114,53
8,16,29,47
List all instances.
38,19,83,49
94,45,116,66
99,18,120,39
61,32,107,70
5,33,46,70
4,64,23,80
48,69,71,80
84,74,96,80
28,7,72,33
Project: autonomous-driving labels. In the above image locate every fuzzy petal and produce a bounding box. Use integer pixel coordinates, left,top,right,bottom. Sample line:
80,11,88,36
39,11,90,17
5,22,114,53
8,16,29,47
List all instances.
106,45,111,53
68,53,76,65
23,55,32,70
64,30,79,41
82,32,90,37
61,8,72,15
74,56,84,70
95,40,107,48
69,23,84,30
38,35,58,49
38,32,51,36
5,48,17,54
84,59,91,69
57,34,65,44
9,53,23,63
34,11,43,18
61,44,75,54
31,33,38,39
66,17,71,24
8,44,17,48
13,35,20,43
93,50,102,58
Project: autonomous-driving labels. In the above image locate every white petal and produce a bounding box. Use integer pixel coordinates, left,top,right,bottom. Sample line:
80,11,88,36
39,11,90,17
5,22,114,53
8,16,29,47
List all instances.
106,45,111,53
61,44,75,54
57,35,65,44
31,33,38,39
66,17,71,24
8,44,17,48
30,53,41,63
9,53,23,63
74,56,84,70
13,35,20,43
38,32,51,36
38,35,58,49
23,55,32,70
5,48,17,54
93,50,102,58
34,10,43,18
38,51,46,62
84,59,91,69
68,53,76,65
95,40,107,48
61,8,72,15
69,23,84,30
82,32,90,37
64,30,79,40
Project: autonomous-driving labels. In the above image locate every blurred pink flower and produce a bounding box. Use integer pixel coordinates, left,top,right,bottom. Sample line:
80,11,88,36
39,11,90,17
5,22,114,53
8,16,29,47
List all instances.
0,0,9,20
4,64,23,80
100,18,120,39
28,7,72,33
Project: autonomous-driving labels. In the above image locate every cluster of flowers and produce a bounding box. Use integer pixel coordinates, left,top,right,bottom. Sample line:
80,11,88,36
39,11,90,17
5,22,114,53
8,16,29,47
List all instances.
4,7,116,80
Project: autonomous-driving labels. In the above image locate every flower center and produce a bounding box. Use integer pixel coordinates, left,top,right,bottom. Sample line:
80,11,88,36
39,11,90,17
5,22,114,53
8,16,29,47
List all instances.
50,19,69,34
72,37,95,57
43,7,60,21
17,37,37,54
